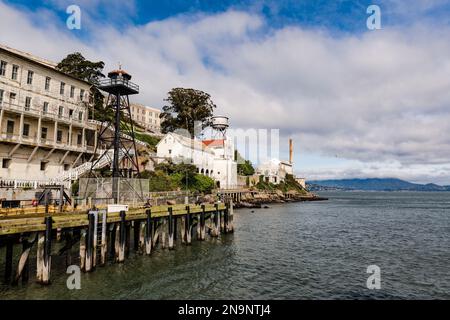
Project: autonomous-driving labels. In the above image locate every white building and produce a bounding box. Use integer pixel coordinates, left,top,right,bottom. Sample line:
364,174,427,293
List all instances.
256,159,293,184
0,44,97,186
156,132,238,189
130,103,161,134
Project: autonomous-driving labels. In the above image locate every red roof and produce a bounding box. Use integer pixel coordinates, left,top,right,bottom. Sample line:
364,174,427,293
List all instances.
202,139,225,147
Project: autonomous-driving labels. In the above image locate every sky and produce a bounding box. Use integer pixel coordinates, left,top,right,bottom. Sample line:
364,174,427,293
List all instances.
1,0,450,184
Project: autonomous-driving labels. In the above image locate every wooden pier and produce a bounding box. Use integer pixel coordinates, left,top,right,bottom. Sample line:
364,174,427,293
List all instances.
0,203,232,286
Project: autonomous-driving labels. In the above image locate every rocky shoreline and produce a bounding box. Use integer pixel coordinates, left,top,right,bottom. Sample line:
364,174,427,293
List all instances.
234,191,328,209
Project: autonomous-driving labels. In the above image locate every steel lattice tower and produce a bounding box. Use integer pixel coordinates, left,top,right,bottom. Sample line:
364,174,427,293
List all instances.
87,68,143,204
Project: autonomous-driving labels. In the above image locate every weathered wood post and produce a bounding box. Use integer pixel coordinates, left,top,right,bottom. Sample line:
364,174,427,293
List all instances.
79,229,86,271
185,206,192,245
125,220,131,257
85,213,95,272
200,205,206,241
145,209,152,255
168,207,174,250
211,203,219,237
152,218,160,247
109,224,116,259
220,207,225,233
229,200,235,233
14,236,32,285
161,217,167,249
100,210,107,266
42,216,52,284
138,220,145,254
223,203,229,234
133,221,140,252
181,215,186,244
4,237,13,284
173,215,178,241
117,210,126,263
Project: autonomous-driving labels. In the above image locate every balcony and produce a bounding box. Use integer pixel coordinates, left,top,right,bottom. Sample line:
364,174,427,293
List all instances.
1,102,92,128
98,78,139,95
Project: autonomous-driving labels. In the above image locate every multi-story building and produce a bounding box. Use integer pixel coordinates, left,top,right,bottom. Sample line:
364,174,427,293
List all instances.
130,103,161,134
156,132,238,189
0,44,97,186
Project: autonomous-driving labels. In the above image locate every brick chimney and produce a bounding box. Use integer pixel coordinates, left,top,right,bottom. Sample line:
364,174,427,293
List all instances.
289,139,293,164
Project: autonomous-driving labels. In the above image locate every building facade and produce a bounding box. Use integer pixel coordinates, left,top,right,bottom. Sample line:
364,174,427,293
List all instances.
156,132,238,189
256,159,293,184
130,103,161,134
0,44,97,185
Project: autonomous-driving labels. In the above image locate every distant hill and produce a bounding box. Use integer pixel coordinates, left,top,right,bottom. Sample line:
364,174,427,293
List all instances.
307,178,450,191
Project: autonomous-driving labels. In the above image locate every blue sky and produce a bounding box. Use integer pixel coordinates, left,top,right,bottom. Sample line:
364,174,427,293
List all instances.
2,0,450,183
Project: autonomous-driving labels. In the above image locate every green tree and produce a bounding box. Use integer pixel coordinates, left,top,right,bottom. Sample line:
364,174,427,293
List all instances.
160,88,217,136
235,150,255,176
56,52,113,122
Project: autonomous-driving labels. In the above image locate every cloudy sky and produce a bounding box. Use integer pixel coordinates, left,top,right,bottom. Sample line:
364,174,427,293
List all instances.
1,0,450,184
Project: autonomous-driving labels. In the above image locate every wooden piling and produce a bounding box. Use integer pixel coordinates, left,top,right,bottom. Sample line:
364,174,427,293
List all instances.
36,232,44,283
152,218,160,247
85,213,95,272
211,203,219,237
118,211,126,263
14,236,33,285
100,211,107,266
161,217,167,249
181,215,186,244
79,229,86,272
133,221,140,252
185,206,192,245
173,216,178,241
168,207,174,250
145,209,152,255
41,216,52,284
200,205,206,241
125,221,131,257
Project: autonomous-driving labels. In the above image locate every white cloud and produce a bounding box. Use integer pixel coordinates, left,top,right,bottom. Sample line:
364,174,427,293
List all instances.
1,1,450,183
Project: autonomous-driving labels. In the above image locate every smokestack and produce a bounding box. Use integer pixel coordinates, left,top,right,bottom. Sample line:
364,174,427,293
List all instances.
289,138,293,164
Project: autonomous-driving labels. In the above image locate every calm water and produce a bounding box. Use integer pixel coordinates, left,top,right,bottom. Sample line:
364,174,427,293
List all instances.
1,191,449,299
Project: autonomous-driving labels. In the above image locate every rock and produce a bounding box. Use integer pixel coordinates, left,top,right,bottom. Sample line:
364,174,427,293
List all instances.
166,200,176,205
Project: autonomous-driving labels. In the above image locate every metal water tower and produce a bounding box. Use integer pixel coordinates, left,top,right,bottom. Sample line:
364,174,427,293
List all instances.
211,115,229,139
88,67,143,204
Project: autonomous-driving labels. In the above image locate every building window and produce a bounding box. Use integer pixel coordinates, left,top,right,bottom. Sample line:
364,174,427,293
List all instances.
77,134,82,145
78,111,83,121
79,89,85,101
25,97,31,111
64,164,70,171
43,102,49,114
23,123,30,137
58,106,64,118
9,92,16,104
6,120,14,134
0,61,7,76
41,127,48,140
57,130,63,143
69,109,74,118
60,82,65,95
45,77,51,91
0,89,3,104
70,86,75,98
40,162,47,171
27,71,33,85
11,65,18,80
2,158,11,169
